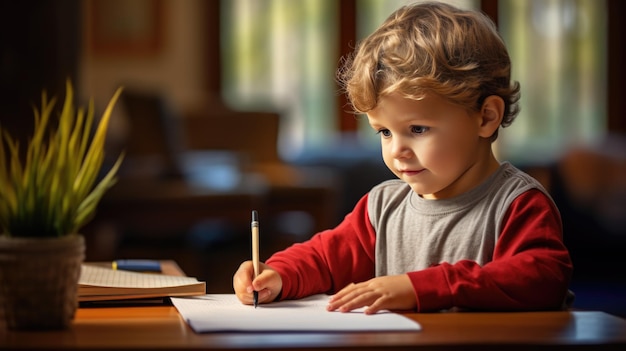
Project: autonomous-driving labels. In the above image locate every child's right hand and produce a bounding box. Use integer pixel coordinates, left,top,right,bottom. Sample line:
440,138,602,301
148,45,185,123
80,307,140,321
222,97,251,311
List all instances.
233,261,282,305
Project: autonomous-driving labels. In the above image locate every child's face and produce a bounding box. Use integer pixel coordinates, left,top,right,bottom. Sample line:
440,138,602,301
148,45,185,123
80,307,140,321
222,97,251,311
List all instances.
367,93,497,200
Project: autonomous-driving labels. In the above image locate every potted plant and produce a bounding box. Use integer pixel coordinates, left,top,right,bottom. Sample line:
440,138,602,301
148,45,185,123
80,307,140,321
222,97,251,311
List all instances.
0,81,124,330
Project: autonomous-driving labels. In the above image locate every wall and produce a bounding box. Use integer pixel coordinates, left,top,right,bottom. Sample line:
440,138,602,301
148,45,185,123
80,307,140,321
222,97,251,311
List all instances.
79,0,209,128
0,0,80,142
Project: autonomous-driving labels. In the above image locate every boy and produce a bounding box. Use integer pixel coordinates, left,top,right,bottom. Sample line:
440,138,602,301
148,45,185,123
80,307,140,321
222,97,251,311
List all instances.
233,1,572,313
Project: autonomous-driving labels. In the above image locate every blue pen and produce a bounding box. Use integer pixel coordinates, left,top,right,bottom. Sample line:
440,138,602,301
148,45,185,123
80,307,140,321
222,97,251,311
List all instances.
112,259,161,272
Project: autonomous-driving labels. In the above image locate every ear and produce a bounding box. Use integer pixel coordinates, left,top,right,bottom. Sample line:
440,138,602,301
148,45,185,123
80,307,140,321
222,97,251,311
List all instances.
477,95,504,139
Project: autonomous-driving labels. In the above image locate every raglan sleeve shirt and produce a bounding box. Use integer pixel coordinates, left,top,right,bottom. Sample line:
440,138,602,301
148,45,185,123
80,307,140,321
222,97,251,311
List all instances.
409,189,573,312
266,189,572,312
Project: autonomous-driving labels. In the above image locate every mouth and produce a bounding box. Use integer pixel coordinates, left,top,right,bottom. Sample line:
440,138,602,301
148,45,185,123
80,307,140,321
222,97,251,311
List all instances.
398,169,424,176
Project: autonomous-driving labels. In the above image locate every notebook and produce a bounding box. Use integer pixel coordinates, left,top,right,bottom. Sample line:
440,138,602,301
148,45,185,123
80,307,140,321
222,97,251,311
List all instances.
78,264,205,302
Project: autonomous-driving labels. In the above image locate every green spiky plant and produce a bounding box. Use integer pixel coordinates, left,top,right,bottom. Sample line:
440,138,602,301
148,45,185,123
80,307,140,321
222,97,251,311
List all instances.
0,81,124,238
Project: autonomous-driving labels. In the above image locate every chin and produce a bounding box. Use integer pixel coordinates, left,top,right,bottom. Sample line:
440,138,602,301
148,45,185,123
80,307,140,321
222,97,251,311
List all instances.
407,183,427,195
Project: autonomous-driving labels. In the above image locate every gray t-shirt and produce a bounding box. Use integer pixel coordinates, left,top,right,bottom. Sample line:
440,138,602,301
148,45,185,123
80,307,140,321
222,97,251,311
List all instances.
368,162,554,276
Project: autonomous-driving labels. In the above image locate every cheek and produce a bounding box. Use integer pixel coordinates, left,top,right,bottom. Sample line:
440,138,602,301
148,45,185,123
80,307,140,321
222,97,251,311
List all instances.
380,144,394,166
440,133,479,166
380,144,402,174
420,136,468,167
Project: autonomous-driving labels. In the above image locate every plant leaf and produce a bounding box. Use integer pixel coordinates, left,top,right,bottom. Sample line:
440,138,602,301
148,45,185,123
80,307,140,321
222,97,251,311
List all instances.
0,82,124,237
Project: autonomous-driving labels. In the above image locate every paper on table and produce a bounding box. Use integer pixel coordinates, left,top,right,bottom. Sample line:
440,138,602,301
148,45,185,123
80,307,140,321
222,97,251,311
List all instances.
171,294,421,333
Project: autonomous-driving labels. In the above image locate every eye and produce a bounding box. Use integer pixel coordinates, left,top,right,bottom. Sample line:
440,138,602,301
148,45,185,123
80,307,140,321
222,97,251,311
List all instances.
376,129,391,138
411,125,429,134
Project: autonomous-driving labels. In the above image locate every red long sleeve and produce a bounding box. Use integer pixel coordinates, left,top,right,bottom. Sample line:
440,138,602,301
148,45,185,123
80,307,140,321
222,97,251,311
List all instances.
266,194,376,299
408,189,572,311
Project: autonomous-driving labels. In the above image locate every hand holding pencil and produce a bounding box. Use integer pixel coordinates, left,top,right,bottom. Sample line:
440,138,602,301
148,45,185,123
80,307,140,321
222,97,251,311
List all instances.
232,211,283,306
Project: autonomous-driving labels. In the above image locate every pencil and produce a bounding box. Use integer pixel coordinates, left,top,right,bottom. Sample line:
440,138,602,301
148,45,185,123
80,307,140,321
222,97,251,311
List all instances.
251,210,260,308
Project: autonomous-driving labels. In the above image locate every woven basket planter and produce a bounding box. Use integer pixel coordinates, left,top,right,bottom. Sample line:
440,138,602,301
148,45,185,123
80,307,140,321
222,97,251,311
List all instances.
0,235,84,330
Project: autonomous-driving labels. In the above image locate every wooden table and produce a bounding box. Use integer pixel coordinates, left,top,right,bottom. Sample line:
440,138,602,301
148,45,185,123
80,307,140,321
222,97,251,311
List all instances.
2,305,625,350
2,261,625,350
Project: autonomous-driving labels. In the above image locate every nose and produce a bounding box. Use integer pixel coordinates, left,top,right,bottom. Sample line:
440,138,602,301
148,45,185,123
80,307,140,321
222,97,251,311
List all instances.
389,135,411,159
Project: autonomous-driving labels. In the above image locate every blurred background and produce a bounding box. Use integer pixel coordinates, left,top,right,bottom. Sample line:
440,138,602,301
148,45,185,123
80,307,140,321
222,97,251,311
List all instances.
1,0,624,316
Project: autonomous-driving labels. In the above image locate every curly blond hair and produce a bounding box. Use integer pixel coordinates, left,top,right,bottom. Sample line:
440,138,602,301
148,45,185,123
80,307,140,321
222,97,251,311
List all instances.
338,1,520,140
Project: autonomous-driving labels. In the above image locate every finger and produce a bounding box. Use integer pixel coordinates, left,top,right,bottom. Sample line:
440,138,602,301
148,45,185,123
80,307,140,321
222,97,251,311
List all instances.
330,283,358,301
327,283,356,310
338,291,374,312
250,264,283,302
234,287,254,305
234,261,254,284
233,261,256,304
251,266,271,291
364,297,384,315
328,284,370,312
250,276,268,301
257,287,274,303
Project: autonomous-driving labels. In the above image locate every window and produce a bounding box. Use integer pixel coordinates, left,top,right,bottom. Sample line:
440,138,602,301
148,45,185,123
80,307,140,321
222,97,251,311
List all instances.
497,0,607,163
221,0,607,164
221,0,338,160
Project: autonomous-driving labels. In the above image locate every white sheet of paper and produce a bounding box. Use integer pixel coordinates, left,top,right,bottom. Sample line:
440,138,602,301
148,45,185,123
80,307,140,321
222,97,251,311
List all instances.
171,294,421,333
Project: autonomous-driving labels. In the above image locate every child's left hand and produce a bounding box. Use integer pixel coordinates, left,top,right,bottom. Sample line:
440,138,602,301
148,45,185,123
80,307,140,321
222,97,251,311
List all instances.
326,274,416,314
